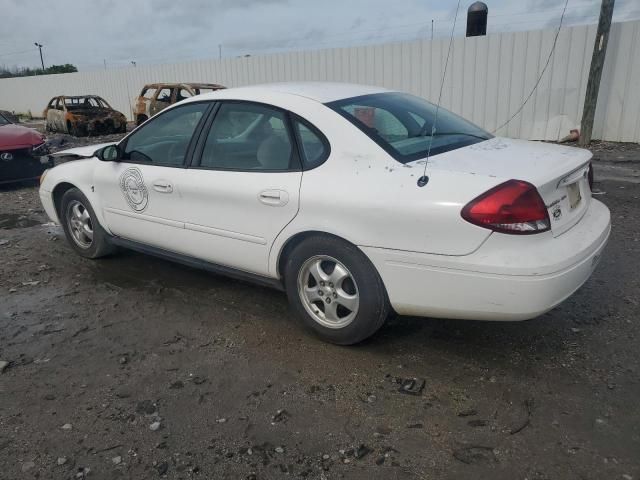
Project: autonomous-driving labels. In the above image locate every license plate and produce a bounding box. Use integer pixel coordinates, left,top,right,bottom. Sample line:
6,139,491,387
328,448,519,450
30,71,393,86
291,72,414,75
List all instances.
567,182,582,210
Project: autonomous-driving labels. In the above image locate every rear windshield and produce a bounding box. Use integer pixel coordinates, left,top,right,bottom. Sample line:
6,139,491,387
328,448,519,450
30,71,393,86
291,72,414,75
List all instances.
327,92,492,163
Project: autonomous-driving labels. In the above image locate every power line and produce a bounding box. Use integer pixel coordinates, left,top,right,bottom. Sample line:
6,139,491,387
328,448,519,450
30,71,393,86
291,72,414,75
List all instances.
492,0,570,134
0,48,35,58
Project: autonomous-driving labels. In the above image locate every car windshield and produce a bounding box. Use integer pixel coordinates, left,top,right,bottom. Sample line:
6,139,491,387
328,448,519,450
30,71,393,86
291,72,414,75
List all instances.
327,92,492,163
65,97,108,109
0,113,10,126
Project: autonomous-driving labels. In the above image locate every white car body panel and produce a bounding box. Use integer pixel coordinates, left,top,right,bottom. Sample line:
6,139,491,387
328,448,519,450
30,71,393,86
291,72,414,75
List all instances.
48,142,116,159
39,82,611,322
363,199,610,319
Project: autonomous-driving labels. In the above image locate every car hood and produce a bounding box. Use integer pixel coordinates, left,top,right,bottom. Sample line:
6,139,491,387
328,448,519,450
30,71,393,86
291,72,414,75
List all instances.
416,137,592,184
49,142,116,159
68,108,126,119
0,124,46,151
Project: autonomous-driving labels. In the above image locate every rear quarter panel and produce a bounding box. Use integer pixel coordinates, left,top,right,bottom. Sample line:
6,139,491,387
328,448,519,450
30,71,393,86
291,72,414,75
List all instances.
263,94,500,276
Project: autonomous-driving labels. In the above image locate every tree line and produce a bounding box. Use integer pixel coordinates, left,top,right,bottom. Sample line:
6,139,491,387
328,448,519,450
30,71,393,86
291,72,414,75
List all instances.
0,64,78,79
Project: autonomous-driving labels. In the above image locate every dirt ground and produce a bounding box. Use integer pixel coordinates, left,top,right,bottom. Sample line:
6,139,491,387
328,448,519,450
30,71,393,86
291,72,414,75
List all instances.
1,135,639,480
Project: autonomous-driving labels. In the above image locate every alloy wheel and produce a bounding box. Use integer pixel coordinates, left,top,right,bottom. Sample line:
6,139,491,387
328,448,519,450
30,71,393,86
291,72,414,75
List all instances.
297,255,360,329
66,200,94,249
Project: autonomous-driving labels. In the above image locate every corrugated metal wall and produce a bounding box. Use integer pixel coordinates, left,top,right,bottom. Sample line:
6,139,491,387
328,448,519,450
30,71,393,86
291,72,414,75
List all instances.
1,20,639,142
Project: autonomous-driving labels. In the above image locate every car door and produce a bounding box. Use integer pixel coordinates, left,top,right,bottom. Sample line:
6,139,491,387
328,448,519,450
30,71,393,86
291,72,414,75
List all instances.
178,101,304,276
44,98,56,127
93,101,212,249
150,87,173,117
50,98,65,132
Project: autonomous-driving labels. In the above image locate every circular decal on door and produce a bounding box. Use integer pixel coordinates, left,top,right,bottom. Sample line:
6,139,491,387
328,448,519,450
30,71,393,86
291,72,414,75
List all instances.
119,167,149,212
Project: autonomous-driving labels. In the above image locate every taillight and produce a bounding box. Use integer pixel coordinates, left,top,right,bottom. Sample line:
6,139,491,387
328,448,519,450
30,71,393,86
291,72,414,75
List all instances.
587,162,594,191
461,180,550,235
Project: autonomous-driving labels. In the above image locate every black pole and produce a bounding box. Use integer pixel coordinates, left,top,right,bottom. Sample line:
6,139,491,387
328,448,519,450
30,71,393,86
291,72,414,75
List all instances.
579,0,615,146
34,43,45,70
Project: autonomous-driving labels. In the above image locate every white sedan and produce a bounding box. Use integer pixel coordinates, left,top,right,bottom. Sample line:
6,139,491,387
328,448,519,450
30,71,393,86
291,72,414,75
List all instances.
39,82,611,344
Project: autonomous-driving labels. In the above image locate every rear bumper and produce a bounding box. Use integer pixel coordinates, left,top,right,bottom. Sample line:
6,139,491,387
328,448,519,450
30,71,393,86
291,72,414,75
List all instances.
362,199,611,320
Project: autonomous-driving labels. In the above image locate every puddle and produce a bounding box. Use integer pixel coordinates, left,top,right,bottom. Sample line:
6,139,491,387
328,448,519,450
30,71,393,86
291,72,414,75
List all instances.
0,213,42,229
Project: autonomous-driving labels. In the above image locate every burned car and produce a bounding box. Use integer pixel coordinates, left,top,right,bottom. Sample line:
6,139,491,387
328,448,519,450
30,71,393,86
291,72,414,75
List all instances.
44,95,127,136
0,112,52,184
133,83,225,125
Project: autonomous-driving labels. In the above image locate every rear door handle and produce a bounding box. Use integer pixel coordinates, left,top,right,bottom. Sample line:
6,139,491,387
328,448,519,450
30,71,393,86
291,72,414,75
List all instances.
259,189,289,206
153,181,173,193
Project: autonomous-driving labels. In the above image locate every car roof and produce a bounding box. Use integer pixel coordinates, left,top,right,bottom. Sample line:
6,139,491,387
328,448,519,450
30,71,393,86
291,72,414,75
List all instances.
54,95,104,99
192,82,392,104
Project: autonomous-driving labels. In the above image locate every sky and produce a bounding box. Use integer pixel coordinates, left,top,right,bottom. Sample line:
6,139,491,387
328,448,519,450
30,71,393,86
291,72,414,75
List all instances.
1,0,639,71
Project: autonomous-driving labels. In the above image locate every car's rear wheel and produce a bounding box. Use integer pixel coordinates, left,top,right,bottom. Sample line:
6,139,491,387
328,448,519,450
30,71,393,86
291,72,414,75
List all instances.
60,188,114,259
284,235,389,345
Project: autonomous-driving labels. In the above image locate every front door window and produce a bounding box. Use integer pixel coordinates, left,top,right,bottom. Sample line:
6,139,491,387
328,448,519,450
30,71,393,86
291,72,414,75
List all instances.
122,102,209,167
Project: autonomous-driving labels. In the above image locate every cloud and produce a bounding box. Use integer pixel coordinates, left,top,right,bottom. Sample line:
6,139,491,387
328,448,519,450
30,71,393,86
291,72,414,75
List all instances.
0,0,638,71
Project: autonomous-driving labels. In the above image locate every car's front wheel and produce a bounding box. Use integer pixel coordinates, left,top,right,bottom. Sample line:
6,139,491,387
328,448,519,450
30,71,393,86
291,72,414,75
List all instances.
60,188,114,259
284,235,390,345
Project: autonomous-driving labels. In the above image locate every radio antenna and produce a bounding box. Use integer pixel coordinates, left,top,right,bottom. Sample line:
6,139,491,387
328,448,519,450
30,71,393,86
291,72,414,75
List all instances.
418,0,462,187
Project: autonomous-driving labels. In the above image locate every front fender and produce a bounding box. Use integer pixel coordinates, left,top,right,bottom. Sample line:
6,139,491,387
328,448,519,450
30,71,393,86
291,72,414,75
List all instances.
40,158,112,234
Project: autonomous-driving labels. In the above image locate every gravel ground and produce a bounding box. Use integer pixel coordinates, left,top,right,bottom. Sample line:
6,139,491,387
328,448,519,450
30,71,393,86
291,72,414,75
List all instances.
0,137,639,480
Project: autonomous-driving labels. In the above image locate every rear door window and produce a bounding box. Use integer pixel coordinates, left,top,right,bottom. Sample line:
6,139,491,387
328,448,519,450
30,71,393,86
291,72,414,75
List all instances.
197,102,298,171
155,88,173,104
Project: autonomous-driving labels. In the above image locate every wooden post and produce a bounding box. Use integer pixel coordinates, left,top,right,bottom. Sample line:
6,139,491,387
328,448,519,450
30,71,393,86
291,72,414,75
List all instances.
579,0,615,146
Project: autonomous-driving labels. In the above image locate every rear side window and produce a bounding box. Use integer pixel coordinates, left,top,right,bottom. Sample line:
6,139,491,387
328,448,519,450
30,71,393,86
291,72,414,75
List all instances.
294,118,329,169
176,88,193,102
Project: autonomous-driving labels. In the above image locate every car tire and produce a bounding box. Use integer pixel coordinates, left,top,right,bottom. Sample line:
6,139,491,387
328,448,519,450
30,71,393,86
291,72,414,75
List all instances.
284,235,390,345
60,188,114,259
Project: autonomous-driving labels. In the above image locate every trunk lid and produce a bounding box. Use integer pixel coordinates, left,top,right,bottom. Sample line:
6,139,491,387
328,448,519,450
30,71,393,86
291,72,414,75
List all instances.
422,137,593,236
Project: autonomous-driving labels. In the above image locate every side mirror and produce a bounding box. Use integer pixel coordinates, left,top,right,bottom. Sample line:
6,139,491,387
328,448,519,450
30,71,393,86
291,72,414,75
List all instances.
96,144,120,162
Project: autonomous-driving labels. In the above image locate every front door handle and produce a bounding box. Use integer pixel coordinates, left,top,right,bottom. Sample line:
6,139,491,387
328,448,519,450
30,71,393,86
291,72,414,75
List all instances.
153,181,173,193
258,189,289,206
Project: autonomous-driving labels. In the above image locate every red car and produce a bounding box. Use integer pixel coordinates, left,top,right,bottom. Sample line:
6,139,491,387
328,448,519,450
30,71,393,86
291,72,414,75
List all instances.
0,112,52,184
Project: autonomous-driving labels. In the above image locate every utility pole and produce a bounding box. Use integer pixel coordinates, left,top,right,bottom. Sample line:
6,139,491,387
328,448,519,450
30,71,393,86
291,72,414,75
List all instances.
34,42,44,70
104,59,107,70
431,19,434,41
218,44,222,61
579,0,615,146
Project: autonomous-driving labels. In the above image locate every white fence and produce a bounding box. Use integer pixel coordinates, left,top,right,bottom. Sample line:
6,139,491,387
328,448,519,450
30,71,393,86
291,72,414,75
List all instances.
1,20,639,142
